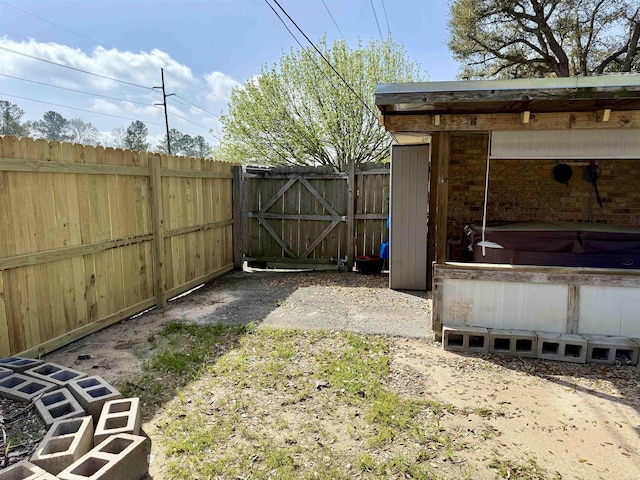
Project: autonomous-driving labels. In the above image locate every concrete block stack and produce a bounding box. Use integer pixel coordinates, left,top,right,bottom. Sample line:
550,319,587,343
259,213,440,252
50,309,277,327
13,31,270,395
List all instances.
0,357,148,480
443,325,640,366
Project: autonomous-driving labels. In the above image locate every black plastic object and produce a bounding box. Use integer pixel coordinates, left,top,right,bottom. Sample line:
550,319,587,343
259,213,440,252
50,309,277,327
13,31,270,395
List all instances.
553,163,573,186
356,255,383,274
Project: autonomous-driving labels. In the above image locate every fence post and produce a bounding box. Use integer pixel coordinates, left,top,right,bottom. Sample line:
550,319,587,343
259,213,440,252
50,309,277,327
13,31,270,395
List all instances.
232,165,244,269
346,160,356,271
149,156,166,308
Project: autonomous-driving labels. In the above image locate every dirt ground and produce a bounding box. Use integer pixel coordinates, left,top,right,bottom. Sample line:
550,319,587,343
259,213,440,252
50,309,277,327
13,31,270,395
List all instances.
44,269,640,479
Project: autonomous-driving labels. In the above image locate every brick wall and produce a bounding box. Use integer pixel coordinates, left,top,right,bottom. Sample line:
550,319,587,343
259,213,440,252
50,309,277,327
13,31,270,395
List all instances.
446,132,640,260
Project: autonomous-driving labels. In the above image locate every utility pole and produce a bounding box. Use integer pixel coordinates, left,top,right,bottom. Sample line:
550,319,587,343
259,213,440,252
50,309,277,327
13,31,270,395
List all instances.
154,68,175,154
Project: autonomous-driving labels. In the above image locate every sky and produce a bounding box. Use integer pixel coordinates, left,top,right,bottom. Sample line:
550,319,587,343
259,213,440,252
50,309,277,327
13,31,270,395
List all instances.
0,0,459,147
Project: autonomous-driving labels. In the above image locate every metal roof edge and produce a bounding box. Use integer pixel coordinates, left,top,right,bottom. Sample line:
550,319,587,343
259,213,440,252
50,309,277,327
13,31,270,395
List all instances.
375,74,640,98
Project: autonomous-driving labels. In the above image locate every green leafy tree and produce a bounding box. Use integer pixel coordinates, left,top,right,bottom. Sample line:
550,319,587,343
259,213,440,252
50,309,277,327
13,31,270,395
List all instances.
0,100,28,136
219,37,422,171
156,129,212,158
123,120,150,151
28,111,71,141
449,0,640,79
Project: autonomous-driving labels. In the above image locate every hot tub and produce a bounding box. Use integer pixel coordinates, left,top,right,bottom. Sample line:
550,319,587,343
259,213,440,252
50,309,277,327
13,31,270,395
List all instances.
465,221,640,269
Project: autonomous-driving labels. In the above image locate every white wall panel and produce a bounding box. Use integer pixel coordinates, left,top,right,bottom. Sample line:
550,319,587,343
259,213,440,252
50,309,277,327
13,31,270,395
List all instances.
442,279,568,331
579,286,640,336
491,129,640,159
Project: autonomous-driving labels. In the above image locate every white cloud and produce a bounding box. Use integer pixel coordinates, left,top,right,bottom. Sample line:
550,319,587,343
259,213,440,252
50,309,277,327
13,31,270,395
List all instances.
204,71,241,103
0,37,236,146
0,37,194,91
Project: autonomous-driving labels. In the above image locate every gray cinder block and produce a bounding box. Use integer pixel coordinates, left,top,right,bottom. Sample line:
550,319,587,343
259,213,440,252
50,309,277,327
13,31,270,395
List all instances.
0,356,42,373
57,433,148,480
24,362,86,387
489,329,537,358
0,460,57,479
583,335,639,365
68,376,122,423
442,325,489,354
0,373,56,402
94,398,141,446
535,332,587,363
34,388,86,426
32,416,94,475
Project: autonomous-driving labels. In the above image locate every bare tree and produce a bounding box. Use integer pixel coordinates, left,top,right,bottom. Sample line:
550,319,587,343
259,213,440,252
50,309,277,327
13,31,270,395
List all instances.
449,0,640,78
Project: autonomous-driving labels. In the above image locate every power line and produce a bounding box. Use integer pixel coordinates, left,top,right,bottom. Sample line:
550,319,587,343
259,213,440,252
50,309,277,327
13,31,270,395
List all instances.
172,94,220,119
0,92,165,126
369,0,384,41
0,0,114,50
0,46,153,90
320,0,346,42
380,0,391,37
0,73,154,106
268,0,378,118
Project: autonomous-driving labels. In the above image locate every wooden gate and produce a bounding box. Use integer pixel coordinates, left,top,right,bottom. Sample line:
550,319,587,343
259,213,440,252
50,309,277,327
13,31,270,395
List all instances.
238,163,389,269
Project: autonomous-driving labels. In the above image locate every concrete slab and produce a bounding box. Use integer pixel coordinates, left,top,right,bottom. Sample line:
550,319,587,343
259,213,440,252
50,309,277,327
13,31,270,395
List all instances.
24,362,86,387
0,373,57,402
32,416,94,475
535,332,587,363
58,433,148,480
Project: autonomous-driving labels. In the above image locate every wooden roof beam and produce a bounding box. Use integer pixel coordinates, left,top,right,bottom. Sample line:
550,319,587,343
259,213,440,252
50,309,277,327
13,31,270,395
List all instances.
382,110,640,133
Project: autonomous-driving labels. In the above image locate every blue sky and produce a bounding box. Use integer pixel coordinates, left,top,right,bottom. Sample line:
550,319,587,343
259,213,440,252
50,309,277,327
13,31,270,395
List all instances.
0,0,458,146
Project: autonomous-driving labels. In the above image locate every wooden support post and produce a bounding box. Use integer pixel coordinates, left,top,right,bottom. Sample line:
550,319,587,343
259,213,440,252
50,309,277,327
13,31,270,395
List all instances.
432,131,450,265
232,165,244,269
149,156,166,308
426,142,438,290
346,160,356,271
431,277,443,341
241,171,249,259
567,284,580,334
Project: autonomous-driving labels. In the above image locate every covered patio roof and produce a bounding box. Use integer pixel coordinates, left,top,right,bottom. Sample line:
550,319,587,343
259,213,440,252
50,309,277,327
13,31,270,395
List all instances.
376,75,640,133
375,75,640,115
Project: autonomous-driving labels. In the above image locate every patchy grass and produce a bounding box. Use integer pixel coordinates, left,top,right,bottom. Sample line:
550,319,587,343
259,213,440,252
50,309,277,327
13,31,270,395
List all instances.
126,324,519,479
489,457,548,479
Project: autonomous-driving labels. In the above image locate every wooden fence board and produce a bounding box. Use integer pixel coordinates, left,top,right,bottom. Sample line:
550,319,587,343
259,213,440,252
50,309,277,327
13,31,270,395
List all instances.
0,135,235,357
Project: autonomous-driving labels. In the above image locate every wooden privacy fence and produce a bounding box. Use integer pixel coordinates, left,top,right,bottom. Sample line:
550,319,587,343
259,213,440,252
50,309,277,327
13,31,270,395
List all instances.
0,136,235,358
239,162,390,269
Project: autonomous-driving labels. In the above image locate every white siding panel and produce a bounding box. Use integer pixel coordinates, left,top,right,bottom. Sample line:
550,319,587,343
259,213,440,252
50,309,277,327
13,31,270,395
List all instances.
491,129,640,159
579,286,640,336
390,145,430,290
442,279,568,331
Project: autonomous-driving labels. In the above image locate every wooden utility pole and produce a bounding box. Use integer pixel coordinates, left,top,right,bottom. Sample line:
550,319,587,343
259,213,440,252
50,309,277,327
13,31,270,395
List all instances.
154,68,175,154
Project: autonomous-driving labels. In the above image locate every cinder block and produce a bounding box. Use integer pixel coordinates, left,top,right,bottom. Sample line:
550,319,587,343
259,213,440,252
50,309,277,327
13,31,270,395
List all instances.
94,398,141,445
583,335,640,365
25,362,86,387
442,325,489,353
57,433,148,480
0,373,56,402
0,357,42,373
32,416,94,475
489,329,537,357
35,388,86,426
0,366,13,380
535,332,587,363
0,460,57,479
68,376,122,422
